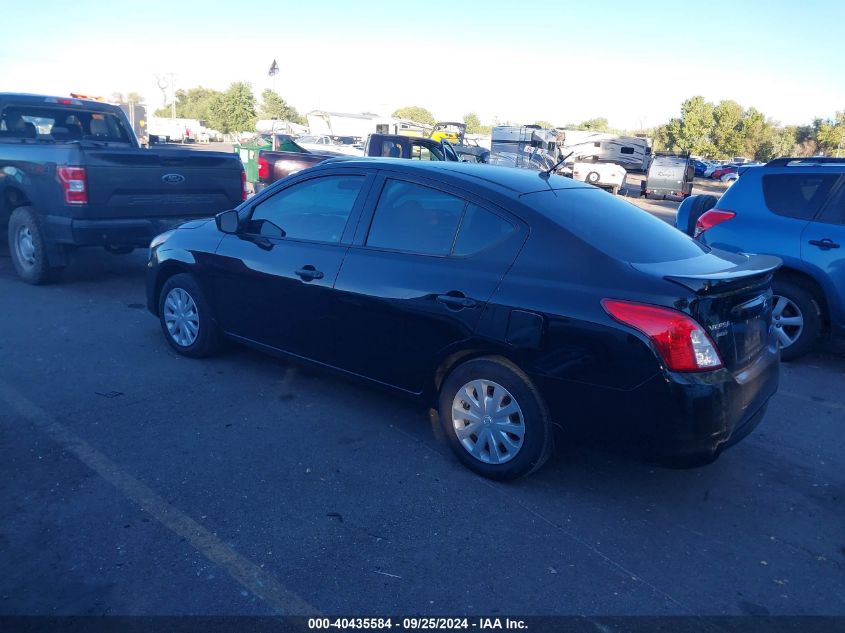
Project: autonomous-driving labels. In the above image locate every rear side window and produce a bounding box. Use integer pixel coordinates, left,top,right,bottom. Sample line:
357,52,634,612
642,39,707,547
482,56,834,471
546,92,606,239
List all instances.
523,188,707,263
762,174,839,220
454,204,514,256
366,180,464,255
0,106,131,143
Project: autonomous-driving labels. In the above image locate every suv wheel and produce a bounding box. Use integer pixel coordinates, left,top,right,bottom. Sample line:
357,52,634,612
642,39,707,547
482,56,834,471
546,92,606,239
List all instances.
438,357,553,480
771,279,821,361
8,207,64,285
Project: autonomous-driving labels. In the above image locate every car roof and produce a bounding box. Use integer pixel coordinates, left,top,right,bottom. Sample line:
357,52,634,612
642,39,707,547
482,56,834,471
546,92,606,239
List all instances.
319,158,592,195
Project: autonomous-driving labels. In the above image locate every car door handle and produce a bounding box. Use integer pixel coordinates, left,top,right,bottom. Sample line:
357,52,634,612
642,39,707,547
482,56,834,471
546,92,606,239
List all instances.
808,238,840,250
437,294,477,309
295,266,324,281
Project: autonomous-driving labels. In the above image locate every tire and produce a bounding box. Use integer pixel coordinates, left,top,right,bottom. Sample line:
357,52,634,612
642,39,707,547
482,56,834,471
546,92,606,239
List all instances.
771,279,821,361
676,194,718,236
7,206,64,285
105,246,135,255
586,171,601,184
438,357,553,480
158,273,221,358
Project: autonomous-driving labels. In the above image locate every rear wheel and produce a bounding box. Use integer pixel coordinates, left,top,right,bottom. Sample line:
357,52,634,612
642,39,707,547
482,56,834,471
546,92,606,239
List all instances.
158,273,221,357
8,207,64,285
771,279,821,361
438,357,553,480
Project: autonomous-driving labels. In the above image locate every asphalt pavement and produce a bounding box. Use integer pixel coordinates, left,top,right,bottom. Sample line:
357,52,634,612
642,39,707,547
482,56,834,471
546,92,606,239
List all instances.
0,231,843,617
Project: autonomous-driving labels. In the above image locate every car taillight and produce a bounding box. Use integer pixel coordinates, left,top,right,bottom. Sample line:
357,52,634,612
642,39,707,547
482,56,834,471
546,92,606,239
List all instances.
694,209,735,238
602,299,723,372
241,169,248,200
257,155,269,181
57,166,87,204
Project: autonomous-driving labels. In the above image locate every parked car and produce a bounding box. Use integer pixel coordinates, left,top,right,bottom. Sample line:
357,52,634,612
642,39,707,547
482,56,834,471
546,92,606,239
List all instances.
641,153,694,199
256,134,459,190
693,160,709,177
0,93,247,284
676,157,845,360
570,161,627,194
711,165,738,180
146,160,779,480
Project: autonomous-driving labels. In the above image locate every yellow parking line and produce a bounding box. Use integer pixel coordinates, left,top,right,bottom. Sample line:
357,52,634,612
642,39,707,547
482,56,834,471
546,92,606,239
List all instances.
0,380,319,616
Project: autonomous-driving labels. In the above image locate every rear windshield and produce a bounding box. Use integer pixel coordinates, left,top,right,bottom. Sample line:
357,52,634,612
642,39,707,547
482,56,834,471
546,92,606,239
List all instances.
0,105,133,143
762,173,839,220
523,188,708,263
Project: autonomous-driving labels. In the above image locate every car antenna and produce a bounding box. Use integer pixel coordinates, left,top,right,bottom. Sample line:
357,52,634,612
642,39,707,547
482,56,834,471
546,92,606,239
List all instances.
540,151,573,179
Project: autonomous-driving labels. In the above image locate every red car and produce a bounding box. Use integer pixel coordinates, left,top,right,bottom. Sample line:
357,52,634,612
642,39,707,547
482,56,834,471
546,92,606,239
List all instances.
710,165,738,179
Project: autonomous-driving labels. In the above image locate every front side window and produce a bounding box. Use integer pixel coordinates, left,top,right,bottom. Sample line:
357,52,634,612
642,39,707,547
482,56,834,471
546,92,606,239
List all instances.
366,180,465,255
763,174,839,220
247,175,365,243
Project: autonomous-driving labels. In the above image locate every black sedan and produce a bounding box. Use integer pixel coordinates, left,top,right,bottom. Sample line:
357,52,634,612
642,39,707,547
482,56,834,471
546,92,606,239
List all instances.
146,159,780,480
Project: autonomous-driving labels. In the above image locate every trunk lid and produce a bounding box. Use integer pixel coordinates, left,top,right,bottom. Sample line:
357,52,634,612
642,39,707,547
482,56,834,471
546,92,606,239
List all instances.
633,251,781,370
82,147,243,219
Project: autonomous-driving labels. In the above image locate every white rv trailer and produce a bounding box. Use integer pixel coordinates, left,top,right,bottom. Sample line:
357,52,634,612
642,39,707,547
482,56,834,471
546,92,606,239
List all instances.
489,126,560,171
557,130,652,171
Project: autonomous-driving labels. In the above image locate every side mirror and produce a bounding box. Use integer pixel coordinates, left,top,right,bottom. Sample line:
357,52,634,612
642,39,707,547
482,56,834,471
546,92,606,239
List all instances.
215,209,240,234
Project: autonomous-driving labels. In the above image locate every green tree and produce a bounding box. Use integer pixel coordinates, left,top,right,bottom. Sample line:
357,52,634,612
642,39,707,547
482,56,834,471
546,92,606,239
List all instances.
392,106,435,126
711,100,744,158
738,107,769,159
207,82,257,134
258,89,305,125
126,92,142,105
154,86,221,121
665,96,716,155
534,120,555,129
463,112,490,135
817,110,845,157
578,117,609,132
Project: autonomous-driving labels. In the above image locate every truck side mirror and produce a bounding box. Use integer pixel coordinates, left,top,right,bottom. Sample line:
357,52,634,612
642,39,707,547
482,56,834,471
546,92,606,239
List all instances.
216,209,240,234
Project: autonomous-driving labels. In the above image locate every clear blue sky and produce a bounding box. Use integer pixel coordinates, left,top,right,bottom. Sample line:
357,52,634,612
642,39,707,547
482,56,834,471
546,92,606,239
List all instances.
1,0,843,129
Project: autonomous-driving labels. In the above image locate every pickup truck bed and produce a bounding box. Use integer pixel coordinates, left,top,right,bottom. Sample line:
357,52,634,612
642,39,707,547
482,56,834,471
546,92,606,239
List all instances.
0,93,246,284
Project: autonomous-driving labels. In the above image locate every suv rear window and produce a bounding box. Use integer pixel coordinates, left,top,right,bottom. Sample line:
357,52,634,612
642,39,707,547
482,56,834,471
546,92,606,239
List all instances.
762,174,839,220
523,188,707,263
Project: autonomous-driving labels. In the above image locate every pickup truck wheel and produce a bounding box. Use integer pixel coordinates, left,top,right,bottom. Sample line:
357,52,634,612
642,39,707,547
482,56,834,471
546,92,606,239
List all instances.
158,273,221,358
8,207,64,285
586,171,601,184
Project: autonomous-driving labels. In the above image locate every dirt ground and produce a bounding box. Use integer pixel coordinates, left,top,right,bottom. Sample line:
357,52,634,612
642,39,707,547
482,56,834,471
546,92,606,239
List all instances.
621,174,730,224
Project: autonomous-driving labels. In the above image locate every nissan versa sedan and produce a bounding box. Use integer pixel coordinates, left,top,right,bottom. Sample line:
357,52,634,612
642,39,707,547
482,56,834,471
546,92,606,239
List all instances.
146,159,780,480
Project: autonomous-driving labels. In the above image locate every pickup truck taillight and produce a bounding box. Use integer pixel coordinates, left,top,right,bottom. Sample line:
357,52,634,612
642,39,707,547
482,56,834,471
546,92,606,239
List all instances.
241,169,248,200
57,166,88,204
257,155,270,181
694,209,735,238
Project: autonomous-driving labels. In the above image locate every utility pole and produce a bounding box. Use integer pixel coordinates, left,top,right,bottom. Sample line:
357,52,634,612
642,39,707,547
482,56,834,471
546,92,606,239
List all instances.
169,72,176,120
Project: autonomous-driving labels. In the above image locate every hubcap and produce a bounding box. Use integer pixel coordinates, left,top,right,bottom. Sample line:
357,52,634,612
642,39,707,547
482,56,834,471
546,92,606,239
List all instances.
772,294,803,349
163,288,200,347
452,379,525,465
15,226,37,268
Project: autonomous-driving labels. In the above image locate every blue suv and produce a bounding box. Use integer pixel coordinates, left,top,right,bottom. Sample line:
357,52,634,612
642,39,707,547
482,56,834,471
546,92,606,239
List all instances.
677,158,845,360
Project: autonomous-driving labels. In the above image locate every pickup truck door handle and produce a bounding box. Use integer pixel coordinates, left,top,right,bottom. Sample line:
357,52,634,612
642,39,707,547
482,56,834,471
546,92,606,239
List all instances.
808,238,840,250
295,266,324,281
436,294,477,309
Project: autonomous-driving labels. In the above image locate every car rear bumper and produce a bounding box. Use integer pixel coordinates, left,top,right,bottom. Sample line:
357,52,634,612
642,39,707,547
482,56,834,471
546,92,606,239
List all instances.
44,215,208,248
536,333,780,461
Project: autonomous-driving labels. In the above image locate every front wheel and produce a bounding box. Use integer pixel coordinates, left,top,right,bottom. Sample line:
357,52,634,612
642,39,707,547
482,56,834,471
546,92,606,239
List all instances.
771,279,821,361
158,273,221,357
438,357,553,480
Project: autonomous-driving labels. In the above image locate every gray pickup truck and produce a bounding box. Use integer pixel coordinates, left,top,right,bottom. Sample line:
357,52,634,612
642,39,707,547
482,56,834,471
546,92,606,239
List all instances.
0,93,246,284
